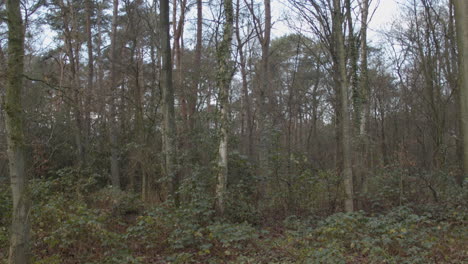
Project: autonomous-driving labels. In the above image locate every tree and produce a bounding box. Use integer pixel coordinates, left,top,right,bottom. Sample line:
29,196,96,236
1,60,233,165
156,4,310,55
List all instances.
109,0,121,189
84,0,94,148
235,0,254,159
332,0,354,212
54,0,87,167
289,0,355,212
455,0,468,186
245,0,271,179
356,0,370,207
258,0,271,178
190,0,203,130
215,0,234,215
160,0,178,204
358,0,370,138
5,0,31,262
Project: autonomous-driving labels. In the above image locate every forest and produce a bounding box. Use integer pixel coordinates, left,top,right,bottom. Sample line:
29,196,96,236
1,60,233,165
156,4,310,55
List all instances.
0,0,467,263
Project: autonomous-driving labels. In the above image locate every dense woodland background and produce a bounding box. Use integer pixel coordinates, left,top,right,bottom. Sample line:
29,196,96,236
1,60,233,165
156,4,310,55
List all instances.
0,0,467,263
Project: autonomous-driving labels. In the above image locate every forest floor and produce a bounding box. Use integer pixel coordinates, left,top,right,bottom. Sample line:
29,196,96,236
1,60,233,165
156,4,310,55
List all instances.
0,174,467,264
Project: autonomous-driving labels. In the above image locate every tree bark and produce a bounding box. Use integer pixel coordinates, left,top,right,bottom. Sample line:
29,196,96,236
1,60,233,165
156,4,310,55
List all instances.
6,0,31,262
359,0,369,138
109,0,121,189
85,0,94,149
173,0,187,125
189,0,202,130
358,0,370,206
59,0,86,167
333,0,354,212
235,0,253,159
455,0,468,186
258,0,271,178
215,0,234,215
345,0,359,131
160,0,178,204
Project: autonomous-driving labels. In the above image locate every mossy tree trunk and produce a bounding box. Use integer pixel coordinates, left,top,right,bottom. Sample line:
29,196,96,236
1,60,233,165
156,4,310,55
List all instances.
160,0,179,204
215,0,234,215
5,0,31,262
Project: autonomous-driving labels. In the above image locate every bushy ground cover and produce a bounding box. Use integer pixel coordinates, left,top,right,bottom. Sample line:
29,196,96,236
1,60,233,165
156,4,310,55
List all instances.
0,168,466,263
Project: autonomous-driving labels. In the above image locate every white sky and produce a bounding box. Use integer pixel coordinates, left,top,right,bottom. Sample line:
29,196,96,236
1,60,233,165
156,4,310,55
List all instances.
272,0,401,42
367,0,401,41
35,0,402,53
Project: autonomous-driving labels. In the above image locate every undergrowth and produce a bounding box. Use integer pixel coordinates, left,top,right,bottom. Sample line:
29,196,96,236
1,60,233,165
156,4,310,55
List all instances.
0,168,466,263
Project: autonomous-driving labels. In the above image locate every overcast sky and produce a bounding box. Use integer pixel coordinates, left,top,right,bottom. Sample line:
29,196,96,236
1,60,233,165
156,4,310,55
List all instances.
368,0,401,40
36,0,403,53
272,0,401,42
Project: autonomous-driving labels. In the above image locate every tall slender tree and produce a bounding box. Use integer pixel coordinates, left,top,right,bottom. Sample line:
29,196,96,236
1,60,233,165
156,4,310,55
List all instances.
235,0,254,159
160,0,178,204
109,0,121,189
333,0,354,212
85,0,94,146
5,0,31,262
455,0,468,186
359,0,369,137
357,0,370,206
190,0,203,130
215,0,234,215
57,0,86,167
258,0,271,176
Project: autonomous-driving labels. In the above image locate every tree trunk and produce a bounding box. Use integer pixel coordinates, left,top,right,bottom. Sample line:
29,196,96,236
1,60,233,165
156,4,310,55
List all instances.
174,0,187,126
96,0,106,135
358,0,370,207
59,0,85,167
6,0,31,262
132,44,145,194
455,0,468,186
85,0,94,149
258,0,271,178
160,0,178,204
235,0,253,159
359,0,369,138
345,0,359,131
109,0,121,189
449,0,463,183
215,0,234,216
189,0,202,130
333,0,354,212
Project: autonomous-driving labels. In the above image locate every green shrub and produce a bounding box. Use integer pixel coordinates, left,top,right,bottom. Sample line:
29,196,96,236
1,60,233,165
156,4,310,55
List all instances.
33,195,128,262
89,186,142,216
280,206,467,263
29,173,136,263
126,204,258,262
0,182,12,260
30,167,105,202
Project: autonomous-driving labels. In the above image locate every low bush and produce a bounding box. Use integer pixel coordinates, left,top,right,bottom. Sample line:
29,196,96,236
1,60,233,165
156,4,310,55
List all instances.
126,204,258,263
278,206,467,263
1,167,466,263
